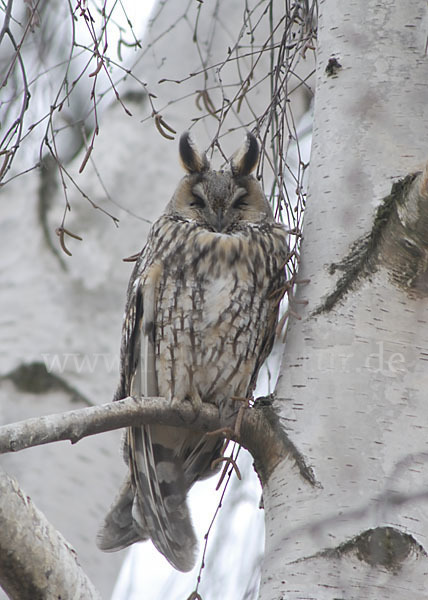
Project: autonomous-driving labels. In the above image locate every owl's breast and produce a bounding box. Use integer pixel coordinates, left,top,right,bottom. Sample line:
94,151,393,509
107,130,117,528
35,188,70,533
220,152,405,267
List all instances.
153,225,287,409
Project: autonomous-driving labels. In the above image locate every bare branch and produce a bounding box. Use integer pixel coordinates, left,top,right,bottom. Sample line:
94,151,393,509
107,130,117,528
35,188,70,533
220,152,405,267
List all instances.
0,0,13,47
0,395,303,485
0,469,101,600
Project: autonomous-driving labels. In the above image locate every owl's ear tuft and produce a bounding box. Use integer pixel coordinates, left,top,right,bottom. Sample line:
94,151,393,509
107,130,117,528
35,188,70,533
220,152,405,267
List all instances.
179,132,209,174
231,133,259,177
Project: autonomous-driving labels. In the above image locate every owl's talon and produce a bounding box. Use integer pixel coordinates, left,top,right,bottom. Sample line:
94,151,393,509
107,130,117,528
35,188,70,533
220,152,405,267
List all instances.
189,388,203,413
186,394,203,424
169,395,180,408
230,396,250,437
206,397,249,439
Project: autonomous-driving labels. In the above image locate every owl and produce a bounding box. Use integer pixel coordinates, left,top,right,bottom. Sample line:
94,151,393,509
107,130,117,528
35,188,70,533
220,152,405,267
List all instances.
97,132,288,571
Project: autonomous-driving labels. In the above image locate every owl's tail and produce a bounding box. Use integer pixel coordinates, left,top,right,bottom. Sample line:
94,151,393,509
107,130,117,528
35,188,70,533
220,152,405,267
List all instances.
97,424,221,572
96,472,146,552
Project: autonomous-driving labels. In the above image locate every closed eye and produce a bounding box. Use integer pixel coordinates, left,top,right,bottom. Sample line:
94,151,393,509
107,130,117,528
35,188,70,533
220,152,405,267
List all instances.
232,195,248,209
190,194,206,209
231,186,248,209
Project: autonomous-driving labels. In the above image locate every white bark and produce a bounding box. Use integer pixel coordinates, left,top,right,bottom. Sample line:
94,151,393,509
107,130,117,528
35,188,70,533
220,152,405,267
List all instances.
260,1,428,599
0,469,101,600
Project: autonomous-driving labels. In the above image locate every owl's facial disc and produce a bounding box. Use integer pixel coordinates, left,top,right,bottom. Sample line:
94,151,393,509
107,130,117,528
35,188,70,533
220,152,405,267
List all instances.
191,178,248,232
170,160,273,232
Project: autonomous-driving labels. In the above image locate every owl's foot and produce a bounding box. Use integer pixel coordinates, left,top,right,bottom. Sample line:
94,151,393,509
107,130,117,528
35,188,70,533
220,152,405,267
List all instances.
205,396,250,439
189,387,203,413
231,396,250,438
169,391,202,423
169,394,181,409
184,389,203,424
206,397,251,488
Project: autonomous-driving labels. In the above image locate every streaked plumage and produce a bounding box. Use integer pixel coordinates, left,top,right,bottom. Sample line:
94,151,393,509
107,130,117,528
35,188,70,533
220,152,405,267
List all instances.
97,132,288,571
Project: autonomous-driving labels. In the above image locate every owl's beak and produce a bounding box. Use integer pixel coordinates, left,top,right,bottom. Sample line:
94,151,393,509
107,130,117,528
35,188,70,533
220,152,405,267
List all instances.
215,208,225,232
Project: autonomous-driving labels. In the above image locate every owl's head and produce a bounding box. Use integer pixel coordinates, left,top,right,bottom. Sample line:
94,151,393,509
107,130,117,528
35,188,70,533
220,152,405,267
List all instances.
167,132,275,233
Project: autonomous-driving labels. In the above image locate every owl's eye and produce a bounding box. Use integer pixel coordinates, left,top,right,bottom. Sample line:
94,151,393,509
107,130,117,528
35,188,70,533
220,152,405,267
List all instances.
232,195,248,209
190,194,206,209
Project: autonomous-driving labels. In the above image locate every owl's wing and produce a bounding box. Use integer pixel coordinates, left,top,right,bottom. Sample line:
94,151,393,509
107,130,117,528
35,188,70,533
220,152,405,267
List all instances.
96,251,150,552
97,247,199,572
249,230,288,393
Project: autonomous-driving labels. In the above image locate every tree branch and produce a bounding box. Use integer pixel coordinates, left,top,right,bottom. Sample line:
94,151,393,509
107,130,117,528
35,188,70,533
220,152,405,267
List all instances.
0,469,101,600
0,395,307,485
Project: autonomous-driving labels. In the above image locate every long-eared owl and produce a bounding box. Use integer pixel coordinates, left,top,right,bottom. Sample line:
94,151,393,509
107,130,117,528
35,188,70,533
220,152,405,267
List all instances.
97,132,288,571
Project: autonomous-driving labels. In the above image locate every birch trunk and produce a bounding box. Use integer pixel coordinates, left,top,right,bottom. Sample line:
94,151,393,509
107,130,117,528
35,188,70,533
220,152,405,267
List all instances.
260,1,428,598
